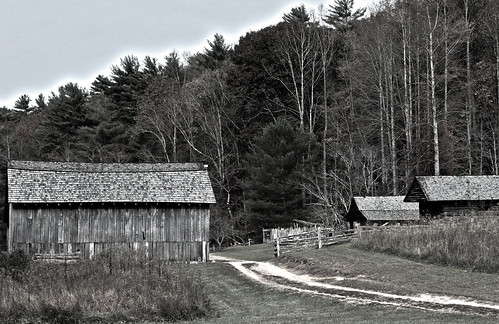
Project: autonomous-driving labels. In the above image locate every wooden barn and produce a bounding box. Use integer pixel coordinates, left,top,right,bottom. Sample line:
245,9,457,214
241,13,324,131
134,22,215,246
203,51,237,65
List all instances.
404,176,499,218
344,196,420,228
6,160,216,262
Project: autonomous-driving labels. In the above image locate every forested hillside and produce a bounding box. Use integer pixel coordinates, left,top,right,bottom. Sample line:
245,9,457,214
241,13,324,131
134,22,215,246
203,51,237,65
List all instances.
1,0,498,245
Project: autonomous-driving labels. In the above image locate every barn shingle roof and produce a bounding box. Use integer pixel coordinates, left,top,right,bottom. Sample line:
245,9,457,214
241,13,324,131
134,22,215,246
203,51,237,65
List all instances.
404,176,499,202
344,196,420,222
7,161,216,204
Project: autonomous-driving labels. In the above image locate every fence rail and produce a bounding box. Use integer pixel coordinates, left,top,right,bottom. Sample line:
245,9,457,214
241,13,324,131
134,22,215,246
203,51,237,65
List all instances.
34,252,82,262
274,227,357,256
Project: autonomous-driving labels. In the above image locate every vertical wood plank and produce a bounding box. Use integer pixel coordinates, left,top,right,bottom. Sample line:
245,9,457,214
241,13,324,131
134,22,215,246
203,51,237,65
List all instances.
41,209,48,249
150,205,157,242
109,206,116,243
89,207,96,244
83,207,90,243
7,204,13,252
124,208,131,243
57,210,64,244
116,206,123,243
71,207,79,244
156,207,162,242
26,211,33,244
166,208,171,242
144,206,150,242
205,209,210,242
129,207,135,243
17,208,24,246
77,207,82,243
172,207,177,242
63,209,71,244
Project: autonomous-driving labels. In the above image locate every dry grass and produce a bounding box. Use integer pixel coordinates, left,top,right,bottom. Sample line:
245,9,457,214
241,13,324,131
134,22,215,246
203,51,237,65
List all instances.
0,249,216,323
354,215,499,273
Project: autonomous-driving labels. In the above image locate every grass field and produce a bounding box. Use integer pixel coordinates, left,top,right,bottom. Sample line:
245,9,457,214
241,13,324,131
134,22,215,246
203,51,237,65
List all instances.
1,242,498,323
201,243,499,324
0,250,215,323
273,243,499,304
354,215,499,273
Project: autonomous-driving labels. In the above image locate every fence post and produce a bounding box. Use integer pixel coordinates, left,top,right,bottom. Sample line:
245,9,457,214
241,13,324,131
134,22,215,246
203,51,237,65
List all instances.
274,236,280,257
317,226,322,249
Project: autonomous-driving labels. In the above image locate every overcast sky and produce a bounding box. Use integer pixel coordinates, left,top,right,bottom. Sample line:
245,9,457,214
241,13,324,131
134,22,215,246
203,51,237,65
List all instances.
0,0,372,108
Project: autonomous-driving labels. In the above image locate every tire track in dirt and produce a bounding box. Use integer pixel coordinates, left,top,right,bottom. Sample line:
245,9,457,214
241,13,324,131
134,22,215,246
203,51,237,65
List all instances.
212,256,499,317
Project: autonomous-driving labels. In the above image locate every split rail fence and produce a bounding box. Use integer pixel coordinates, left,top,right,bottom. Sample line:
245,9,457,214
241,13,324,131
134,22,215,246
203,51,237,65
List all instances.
274,227,357,257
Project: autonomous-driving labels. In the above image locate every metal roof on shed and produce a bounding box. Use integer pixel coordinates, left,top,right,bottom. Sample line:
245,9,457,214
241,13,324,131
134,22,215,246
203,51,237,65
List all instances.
7,161,216,204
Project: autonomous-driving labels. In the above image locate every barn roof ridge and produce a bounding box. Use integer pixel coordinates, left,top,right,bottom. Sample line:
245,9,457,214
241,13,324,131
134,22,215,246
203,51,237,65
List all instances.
7,160,216,204
415,175,499,180
7,160,208,173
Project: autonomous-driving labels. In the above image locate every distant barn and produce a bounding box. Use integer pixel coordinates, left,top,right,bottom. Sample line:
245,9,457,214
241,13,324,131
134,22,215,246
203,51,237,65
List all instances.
404,176,499,218
344,196,420,227
6,161,216,261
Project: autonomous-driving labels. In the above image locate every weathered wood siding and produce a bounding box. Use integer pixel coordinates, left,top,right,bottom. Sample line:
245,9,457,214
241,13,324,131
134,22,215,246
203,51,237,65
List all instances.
419,201,499,218
8,203,210,261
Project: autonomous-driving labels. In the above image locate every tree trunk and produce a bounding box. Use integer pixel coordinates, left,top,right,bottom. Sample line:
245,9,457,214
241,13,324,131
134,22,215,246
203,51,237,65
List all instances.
443,0,449,122
465,0,473,174
401,11,412,186
379,49,387,187
427,4,440,176
388,44,397,194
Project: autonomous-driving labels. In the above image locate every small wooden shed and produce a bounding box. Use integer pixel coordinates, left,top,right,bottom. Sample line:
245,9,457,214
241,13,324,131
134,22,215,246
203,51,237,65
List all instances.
6,160,216,261
404,176,499,218
344,196,420,227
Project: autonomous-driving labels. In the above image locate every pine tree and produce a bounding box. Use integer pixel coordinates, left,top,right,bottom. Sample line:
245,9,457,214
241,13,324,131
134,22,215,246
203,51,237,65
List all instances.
244,118,312,229
14,95,31,113
35,94,47,110
164,51,185,83
325,0,366,32
40,83,88,161
283,5,310,23
200,34,231,70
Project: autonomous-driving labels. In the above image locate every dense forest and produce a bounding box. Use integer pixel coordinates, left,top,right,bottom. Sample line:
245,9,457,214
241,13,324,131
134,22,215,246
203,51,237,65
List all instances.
1,0,499,245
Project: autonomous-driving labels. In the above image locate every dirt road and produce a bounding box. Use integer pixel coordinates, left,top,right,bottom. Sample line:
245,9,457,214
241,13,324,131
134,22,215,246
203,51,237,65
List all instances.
211,255,499,317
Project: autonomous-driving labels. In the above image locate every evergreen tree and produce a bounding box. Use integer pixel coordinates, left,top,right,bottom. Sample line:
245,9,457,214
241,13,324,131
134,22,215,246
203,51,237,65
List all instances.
108,55,147,124
283,5,310,23
89,55,151,161
244,118,312,229
40,83,88,161
164,50,186,83
325,0,366,32
14,94,31,113
35,94,47,110
92,55,147,125
142,55,161,80
200,34,231,70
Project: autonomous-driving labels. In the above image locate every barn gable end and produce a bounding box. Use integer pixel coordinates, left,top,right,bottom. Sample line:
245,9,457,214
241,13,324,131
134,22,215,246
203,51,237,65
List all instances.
404,179,426,202
7,161,216,262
